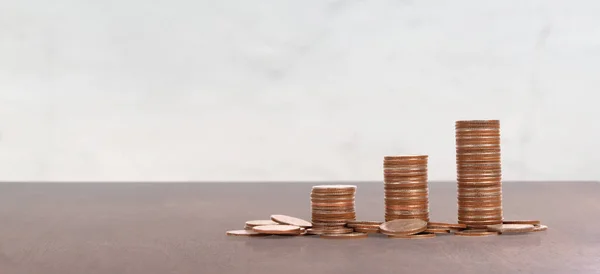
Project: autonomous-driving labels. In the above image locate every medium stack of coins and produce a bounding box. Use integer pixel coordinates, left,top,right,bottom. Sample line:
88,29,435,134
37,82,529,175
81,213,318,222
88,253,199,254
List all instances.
383,155,429,222
455,120,503,228
310,185,357,232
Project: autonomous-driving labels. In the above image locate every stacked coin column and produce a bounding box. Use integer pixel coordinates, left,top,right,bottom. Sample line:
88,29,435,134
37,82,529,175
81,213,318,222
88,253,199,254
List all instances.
383,156,429,222
310,185,357,231
455,120,503,228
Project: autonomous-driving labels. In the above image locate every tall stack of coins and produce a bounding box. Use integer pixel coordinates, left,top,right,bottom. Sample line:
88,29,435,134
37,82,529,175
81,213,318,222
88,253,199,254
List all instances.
383,155,429,222
310,185,357,232
455,120,503,228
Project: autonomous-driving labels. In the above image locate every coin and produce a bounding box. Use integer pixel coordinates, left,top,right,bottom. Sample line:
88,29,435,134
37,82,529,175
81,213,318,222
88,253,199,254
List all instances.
252,225,302,235
226,230,271,236
502,220,541,225
245,220,279,227
387,233,436,239
346,221,382,227
424,228,450,234
354,228,380,233
533,224,548,232
427,222,467,229
306,227,354,235
312,185,356,191
487,224,535,234
379,219,428,235
454,230,499,236
321,232,368,239
271,215,312,228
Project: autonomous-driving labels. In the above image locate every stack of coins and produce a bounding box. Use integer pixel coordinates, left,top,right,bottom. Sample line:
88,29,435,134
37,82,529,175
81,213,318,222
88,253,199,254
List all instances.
383,155,429,222
455,120,503,228
310,185,357,233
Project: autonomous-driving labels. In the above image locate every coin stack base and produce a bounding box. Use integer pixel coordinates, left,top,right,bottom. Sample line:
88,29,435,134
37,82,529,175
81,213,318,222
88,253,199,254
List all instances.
455,120,503,227
383,155,430,222
311,185,357,234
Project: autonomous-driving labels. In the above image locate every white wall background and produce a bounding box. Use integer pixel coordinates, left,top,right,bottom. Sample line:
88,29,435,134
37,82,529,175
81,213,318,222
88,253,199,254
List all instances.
1,0,599,182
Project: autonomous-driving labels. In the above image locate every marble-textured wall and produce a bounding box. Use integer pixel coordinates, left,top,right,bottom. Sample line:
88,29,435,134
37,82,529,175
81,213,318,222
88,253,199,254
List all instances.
1,0,599,181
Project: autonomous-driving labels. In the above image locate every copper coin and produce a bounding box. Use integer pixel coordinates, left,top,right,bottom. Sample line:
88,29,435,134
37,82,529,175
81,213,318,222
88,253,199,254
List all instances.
321,232,368,239
311,204,355,209
384,155,428,161
252,225,302,235
458,202,502,208
424,228,450,234
311,197,355,202
455,119,500,125
458,193,502,198
387,233,436,239
354,228,380,233
226,230,271,236
351,224,382,230
487,224,535,234
458,216,503,221
458,206,502,211
312,185,356,190
459,186,502,192
383,166,428,171
312,214,356,219
427,222,467,229
379,219,428,235
307,227,354,235
385,188,428,193
533,224,548,232
310,192,355,196
312,218,355,223
271,215,312,228
245,220,279,227
386,217,430,222
346,221,383,227
311,221,348,227
311,209,355,214
454,230,499,237
502,220,541,225
386,205,428,211
460,220,502,225
384,172,428,177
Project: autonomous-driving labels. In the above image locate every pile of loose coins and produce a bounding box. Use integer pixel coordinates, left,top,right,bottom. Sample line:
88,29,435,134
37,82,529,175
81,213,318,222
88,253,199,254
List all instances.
455,120,503,228
227,120,548,239
383,155,429,222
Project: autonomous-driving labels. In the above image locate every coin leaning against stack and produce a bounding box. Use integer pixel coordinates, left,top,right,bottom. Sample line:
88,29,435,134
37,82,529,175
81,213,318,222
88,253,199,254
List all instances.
310,185,357,234
455,120,503,228
383,155,429,222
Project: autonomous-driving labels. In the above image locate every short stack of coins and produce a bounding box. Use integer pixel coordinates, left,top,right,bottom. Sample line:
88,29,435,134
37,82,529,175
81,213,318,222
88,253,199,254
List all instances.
455,120,503,228
383,155,429,222
310,185,357,233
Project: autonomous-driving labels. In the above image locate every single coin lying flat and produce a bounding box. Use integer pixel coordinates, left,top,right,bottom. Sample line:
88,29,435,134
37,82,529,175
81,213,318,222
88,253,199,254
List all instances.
425,228,451,234
346,221,383,227
427,222,467,230
245,220,279,227
455,230,499,237
252,225,302,235
226,230,270,236
271,214,312,228
387,233,436,239
321,232,368,239
503,220,541,225
380,219,428,236
533,224,548,232
487,224,535,234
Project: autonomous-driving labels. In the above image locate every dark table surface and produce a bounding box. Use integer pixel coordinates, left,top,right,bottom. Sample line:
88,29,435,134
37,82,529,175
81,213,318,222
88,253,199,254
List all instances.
0,182,599,274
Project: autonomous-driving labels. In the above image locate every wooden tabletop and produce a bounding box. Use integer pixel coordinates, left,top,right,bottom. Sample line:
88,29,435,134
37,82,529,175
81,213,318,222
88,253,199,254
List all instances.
0,182,598,274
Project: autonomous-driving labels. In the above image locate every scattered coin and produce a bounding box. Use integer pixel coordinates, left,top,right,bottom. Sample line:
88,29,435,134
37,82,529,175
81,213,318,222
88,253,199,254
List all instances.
387,233,436,239
427,222,467,229
503,220,541,225
271,215,313,228
306,227,354,235
226,230,271,236
533,224,548,232
454,230,499,237
346,221,383,227
321,232,368,239
379,219,428,235
354,228,380,233
245,220,279,227
487,224,535,234
425,228,451,234
252,225,302,235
